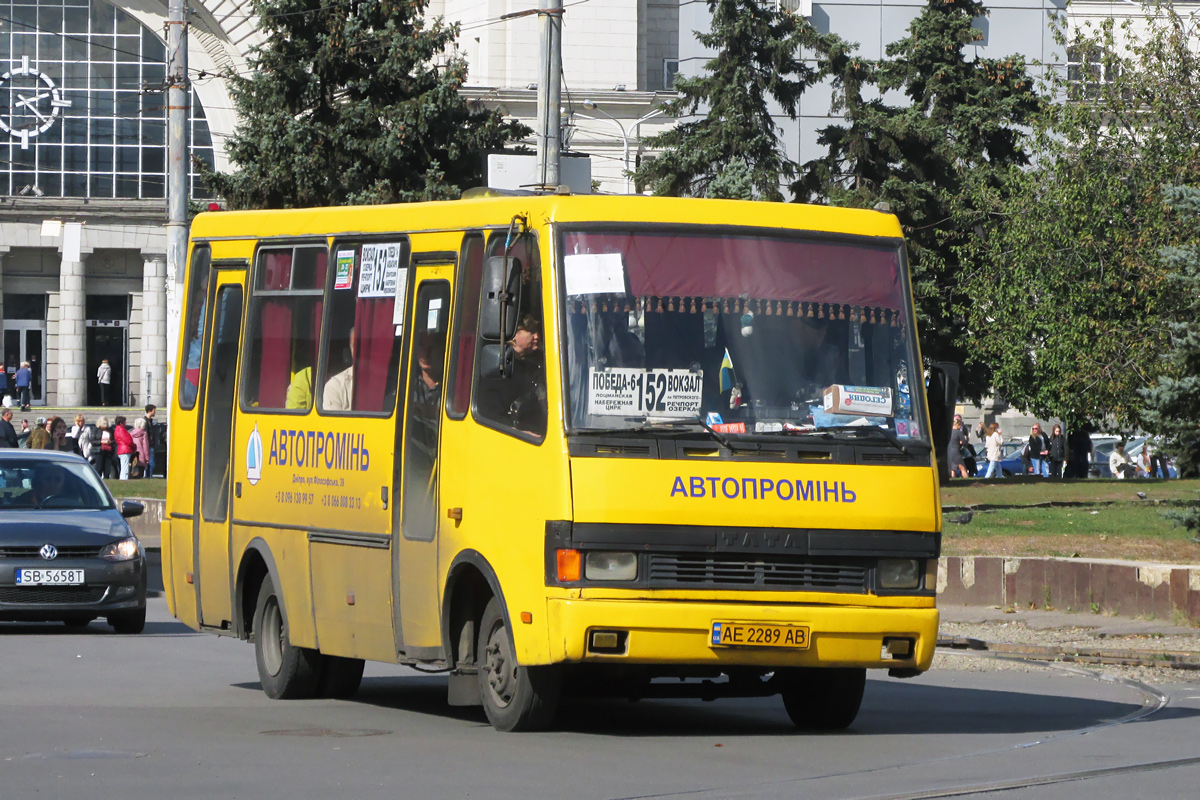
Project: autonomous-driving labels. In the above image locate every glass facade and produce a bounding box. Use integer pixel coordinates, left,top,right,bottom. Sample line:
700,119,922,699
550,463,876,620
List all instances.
0,0,215,198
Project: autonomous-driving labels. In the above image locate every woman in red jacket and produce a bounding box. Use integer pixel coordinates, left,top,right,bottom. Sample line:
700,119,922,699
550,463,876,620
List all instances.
113,415,134,480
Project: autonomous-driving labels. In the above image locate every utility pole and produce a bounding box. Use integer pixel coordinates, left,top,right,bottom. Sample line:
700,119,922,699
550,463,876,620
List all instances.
535,0,563,190
164,0,189,411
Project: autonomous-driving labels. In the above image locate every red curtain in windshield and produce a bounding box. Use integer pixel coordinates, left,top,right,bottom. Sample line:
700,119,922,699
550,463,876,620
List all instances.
563,232,904,312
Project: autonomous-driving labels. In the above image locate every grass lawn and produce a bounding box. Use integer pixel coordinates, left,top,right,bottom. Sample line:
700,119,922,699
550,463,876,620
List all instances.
106,477,166,500
941,477,1200,562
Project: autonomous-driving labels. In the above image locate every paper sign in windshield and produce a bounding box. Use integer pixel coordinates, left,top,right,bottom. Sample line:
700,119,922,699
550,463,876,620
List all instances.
359,243,403,298
823,384,894,417
589,368,703,417
564,253,626,296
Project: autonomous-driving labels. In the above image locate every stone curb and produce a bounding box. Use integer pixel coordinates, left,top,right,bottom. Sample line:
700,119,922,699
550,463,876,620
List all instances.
938,637,1200,671
939,556,1200,626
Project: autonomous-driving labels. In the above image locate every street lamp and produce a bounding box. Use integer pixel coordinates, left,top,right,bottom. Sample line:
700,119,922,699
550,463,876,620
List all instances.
579,100,665,193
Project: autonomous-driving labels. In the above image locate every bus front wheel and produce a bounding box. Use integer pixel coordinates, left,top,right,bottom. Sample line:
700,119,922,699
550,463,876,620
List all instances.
254,578,321,699
477,597,560,732
778,667,866,731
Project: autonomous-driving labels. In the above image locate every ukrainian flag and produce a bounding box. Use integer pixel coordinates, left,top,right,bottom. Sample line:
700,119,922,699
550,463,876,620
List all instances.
719,348,735,393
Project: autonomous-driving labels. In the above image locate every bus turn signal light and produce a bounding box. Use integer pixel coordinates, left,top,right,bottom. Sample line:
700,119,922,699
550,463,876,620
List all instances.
556,549,581,582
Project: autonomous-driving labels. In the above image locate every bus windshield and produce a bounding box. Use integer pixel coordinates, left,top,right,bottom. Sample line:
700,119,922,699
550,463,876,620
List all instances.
561,228,927,441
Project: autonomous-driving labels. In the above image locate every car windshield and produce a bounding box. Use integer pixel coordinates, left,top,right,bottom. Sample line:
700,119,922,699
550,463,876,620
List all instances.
0,459,113,510
560,228,928,442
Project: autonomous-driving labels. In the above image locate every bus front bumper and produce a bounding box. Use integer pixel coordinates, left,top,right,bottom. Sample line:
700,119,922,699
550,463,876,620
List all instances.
545,598,938,672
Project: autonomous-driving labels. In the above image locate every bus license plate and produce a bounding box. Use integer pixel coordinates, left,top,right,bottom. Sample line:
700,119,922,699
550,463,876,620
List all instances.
711,622,810,649
16,569,85,586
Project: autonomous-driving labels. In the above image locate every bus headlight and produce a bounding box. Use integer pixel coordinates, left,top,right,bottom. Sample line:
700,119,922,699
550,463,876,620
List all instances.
878,559,921,589
584,552,637,581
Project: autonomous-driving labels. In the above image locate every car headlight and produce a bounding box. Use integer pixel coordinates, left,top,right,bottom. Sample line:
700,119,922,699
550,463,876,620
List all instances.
100,537,140,562
878,558,921,590
584,551,637,581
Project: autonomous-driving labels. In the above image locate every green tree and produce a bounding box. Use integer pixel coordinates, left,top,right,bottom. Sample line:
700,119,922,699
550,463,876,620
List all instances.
797,0,1042,399
1142,186,1200,503
207,0,529,209
632,0,828,201
962,5,1200,427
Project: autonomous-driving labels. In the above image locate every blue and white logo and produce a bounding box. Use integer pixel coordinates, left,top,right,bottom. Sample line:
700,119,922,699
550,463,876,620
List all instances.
39,543,57,560
246,423,263,486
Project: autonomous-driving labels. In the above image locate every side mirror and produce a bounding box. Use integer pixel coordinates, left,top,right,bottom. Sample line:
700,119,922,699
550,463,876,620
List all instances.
120,500,145,519
926,361,960,486
479,256,522,342
478,343,515,381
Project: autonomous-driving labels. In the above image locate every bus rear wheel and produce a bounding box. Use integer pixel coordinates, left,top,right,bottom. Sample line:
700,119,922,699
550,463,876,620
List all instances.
778,667,866,731
477,597,560,732
254,578,321,699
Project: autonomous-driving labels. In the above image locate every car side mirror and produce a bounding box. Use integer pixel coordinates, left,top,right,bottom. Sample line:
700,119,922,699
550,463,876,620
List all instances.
479,256,522,342
121,500,144,519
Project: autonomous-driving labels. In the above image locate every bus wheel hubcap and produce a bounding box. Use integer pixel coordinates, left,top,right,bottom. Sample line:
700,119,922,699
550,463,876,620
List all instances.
263,599,284,676
484,627,516,707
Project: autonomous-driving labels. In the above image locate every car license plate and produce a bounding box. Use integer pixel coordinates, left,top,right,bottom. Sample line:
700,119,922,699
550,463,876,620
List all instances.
16,569,85,586
711,621,810,649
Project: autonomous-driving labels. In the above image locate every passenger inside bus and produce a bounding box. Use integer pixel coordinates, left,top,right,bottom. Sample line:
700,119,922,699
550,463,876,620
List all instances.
323,328,356,411
285,341,314,410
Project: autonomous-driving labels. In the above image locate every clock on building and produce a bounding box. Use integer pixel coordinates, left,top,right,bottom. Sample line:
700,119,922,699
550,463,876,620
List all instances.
0,55,72,150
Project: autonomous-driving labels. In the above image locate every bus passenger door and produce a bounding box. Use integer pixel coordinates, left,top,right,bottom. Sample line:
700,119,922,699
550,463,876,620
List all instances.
395,269,452,653
194,274,246,629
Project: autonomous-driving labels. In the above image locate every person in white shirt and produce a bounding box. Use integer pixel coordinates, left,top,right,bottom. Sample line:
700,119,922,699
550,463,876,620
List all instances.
984,423,1005,479
1109,442,1137,479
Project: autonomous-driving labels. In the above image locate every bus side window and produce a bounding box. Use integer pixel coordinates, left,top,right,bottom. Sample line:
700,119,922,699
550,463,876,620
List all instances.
242,246,326,412
446,233,484,419
178,244,210,410
473,233,546,439
318,240,409,414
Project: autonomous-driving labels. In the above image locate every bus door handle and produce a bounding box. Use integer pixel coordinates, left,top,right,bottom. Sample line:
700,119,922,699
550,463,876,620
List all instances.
381,486,389,510
235,482,241,498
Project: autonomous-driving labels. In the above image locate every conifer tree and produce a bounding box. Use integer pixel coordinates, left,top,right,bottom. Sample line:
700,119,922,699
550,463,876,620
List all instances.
207,0,529,209
1142,187,1200,523
796,0,1042,398
632,0,829,201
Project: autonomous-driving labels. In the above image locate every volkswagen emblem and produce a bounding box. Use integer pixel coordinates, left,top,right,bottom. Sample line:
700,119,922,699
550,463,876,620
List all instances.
39,543,57,560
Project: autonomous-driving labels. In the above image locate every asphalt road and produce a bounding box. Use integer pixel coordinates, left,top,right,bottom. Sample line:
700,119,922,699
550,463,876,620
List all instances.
3,598,1200,800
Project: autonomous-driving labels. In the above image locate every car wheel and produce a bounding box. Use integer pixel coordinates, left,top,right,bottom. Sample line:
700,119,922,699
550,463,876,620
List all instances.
1002,469,1013,477
779,667,866,731
253,577,320,699
108,607,146,634
63,617,94,629
316,655,366,699
476,597,560,732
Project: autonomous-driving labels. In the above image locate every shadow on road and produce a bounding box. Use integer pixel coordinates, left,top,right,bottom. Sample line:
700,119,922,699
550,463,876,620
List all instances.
0,618,197,636
224,672,1199,737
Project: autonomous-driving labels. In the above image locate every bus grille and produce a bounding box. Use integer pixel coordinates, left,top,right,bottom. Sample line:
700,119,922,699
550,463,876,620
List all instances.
647,554,868,591
0,587,108,604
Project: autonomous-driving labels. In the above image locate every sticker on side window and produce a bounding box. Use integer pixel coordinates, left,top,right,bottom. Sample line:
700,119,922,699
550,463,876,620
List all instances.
588,368,703,417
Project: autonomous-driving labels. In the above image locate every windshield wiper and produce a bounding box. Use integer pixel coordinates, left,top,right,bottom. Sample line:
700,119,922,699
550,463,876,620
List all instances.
816,426,928,457
574,419,754,451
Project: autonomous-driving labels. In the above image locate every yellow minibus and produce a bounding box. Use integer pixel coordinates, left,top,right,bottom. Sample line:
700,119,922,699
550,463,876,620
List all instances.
163,193,947,731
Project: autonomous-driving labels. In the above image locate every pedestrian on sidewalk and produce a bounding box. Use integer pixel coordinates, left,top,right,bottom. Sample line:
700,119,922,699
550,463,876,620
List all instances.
1110,441,1137,480
97,359,112,406
15,361,32,411
0,409,17,448
113,415,133,480
93,417,115,478
27,417,52,450
1048,424,1067,478
141,405,158,478
948,419,970,479
131,418,149,478
1028,424,1050,477
984,423,1005,479
1067,424,1094,478
72,415,94,463
48,417,76,454
0,368,9,407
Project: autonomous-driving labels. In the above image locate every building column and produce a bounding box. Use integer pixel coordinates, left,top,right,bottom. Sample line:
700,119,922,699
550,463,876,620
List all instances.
142,254,168,407
57,253,87,406
0,248,7,344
